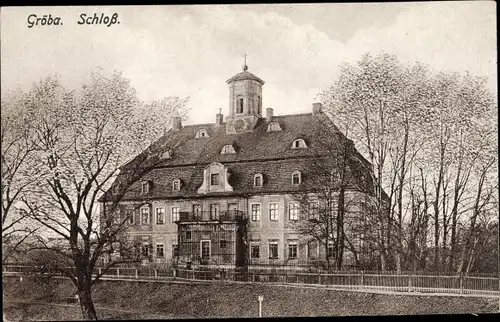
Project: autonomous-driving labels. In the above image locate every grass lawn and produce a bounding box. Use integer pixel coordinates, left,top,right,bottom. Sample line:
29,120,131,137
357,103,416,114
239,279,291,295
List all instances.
3,275,498,320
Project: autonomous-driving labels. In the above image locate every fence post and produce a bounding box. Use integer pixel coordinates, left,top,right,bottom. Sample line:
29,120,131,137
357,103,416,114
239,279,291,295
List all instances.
135,268,138,279
116,268,120,278
154,269,158,279
98,268,102,276
318,273,322,285
459,273,463,294
408,274,412,292
361,271,364,290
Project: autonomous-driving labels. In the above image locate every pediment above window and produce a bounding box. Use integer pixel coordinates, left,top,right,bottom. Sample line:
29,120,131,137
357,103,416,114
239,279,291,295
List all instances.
197,162,233,194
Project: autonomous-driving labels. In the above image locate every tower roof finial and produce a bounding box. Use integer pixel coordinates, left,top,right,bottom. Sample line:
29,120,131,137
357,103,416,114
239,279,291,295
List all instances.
243,53,248,71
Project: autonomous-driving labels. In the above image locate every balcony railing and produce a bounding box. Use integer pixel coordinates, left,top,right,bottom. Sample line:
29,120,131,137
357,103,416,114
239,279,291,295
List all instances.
176,210,247,223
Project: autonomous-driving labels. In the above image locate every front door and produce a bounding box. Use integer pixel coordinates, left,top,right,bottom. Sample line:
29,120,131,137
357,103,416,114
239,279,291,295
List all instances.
200,240,211,261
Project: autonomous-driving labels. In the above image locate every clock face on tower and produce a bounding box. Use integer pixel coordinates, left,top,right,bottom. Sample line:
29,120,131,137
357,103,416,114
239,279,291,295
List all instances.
234,119,245,132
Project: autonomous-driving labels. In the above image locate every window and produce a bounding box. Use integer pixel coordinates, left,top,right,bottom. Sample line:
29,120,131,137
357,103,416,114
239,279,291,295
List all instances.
236,97,244,114
141,207,150,225
220,144,236,154
307,240,318,259
127,209,135,225
185,230,192,240
308,202,319,220
327,241,335,258
201,240,211,259
112,209,122,224
291,139,307,149
228,203,238,213
251,204,261,221
269,203,279,221
288,240,298,259
172,243,179,258
219,240,227,249
266,122,282,132
141,243,150,258
172,179,181,191
141,181,150,194
329,200,336,218
210,204,219,219
192,204,202,219
210,173,220,186
250,241,260,259
171,206,180,223
269,240,279,259
195,128,209,138
156,208,165,225
331,170,340,184
254,173,263,187
156,243,164,258
292,171,301,185
257,96,261,115
289,202,299,221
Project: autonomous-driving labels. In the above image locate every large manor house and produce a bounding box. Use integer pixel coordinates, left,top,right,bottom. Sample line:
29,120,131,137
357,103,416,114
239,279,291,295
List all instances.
101,62,378,269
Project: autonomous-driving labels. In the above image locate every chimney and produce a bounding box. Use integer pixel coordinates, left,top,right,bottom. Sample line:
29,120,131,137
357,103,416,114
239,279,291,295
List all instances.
266,107,274,121
215,109,223,126
172,116,182,130
312,102,323,115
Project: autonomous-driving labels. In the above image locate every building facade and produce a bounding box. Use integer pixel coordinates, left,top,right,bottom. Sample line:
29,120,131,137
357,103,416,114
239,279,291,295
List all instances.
101,64,378,269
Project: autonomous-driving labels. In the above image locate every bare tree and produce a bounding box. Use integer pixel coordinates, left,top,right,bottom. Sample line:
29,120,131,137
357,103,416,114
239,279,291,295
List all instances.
1,90,42,260
319,53,497,273
290,117,376,270
17,70,189,320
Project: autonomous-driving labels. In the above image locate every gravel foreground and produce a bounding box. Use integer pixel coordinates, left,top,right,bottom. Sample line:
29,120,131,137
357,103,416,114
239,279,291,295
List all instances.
3,276,498,320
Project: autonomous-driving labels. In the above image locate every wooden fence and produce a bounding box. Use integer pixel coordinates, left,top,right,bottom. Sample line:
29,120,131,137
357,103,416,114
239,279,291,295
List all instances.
3,265,498,297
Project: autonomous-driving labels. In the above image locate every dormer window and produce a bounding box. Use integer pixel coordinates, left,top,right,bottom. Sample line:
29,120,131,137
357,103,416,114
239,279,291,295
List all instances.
161,150,172,159
254,173,263,187
141,181,151,194
291,171,301,185
267,122,282,132
291,139,307,149
172,179,181,191
220,144,236,155
195,128,209,139
236,96,244,114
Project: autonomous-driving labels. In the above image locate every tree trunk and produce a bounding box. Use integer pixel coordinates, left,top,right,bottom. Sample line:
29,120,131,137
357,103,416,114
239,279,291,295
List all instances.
78,287,98,320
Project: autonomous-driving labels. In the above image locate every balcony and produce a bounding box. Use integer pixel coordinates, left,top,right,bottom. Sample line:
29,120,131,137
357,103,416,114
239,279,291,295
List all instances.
176,210,247,223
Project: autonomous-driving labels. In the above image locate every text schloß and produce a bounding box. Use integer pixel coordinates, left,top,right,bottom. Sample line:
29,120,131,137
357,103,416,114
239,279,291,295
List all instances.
78,13,120,27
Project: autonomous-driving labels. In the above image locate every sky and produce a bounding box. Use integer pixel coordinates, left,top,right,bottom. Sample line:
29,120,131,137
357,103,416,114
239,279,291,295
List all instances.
1,2,497,126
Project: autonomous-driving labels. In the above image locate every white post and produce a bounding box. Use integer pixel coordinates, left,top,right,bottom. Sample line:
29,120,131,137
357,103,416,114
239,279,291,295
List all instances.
258,295,263,318
117,268,120,278
135,268,138,279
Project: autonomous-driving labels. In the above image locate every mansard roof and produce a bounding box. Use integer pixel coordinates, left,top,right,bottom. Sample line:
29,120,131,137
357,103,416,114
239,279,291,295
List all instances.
100,112,378,202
